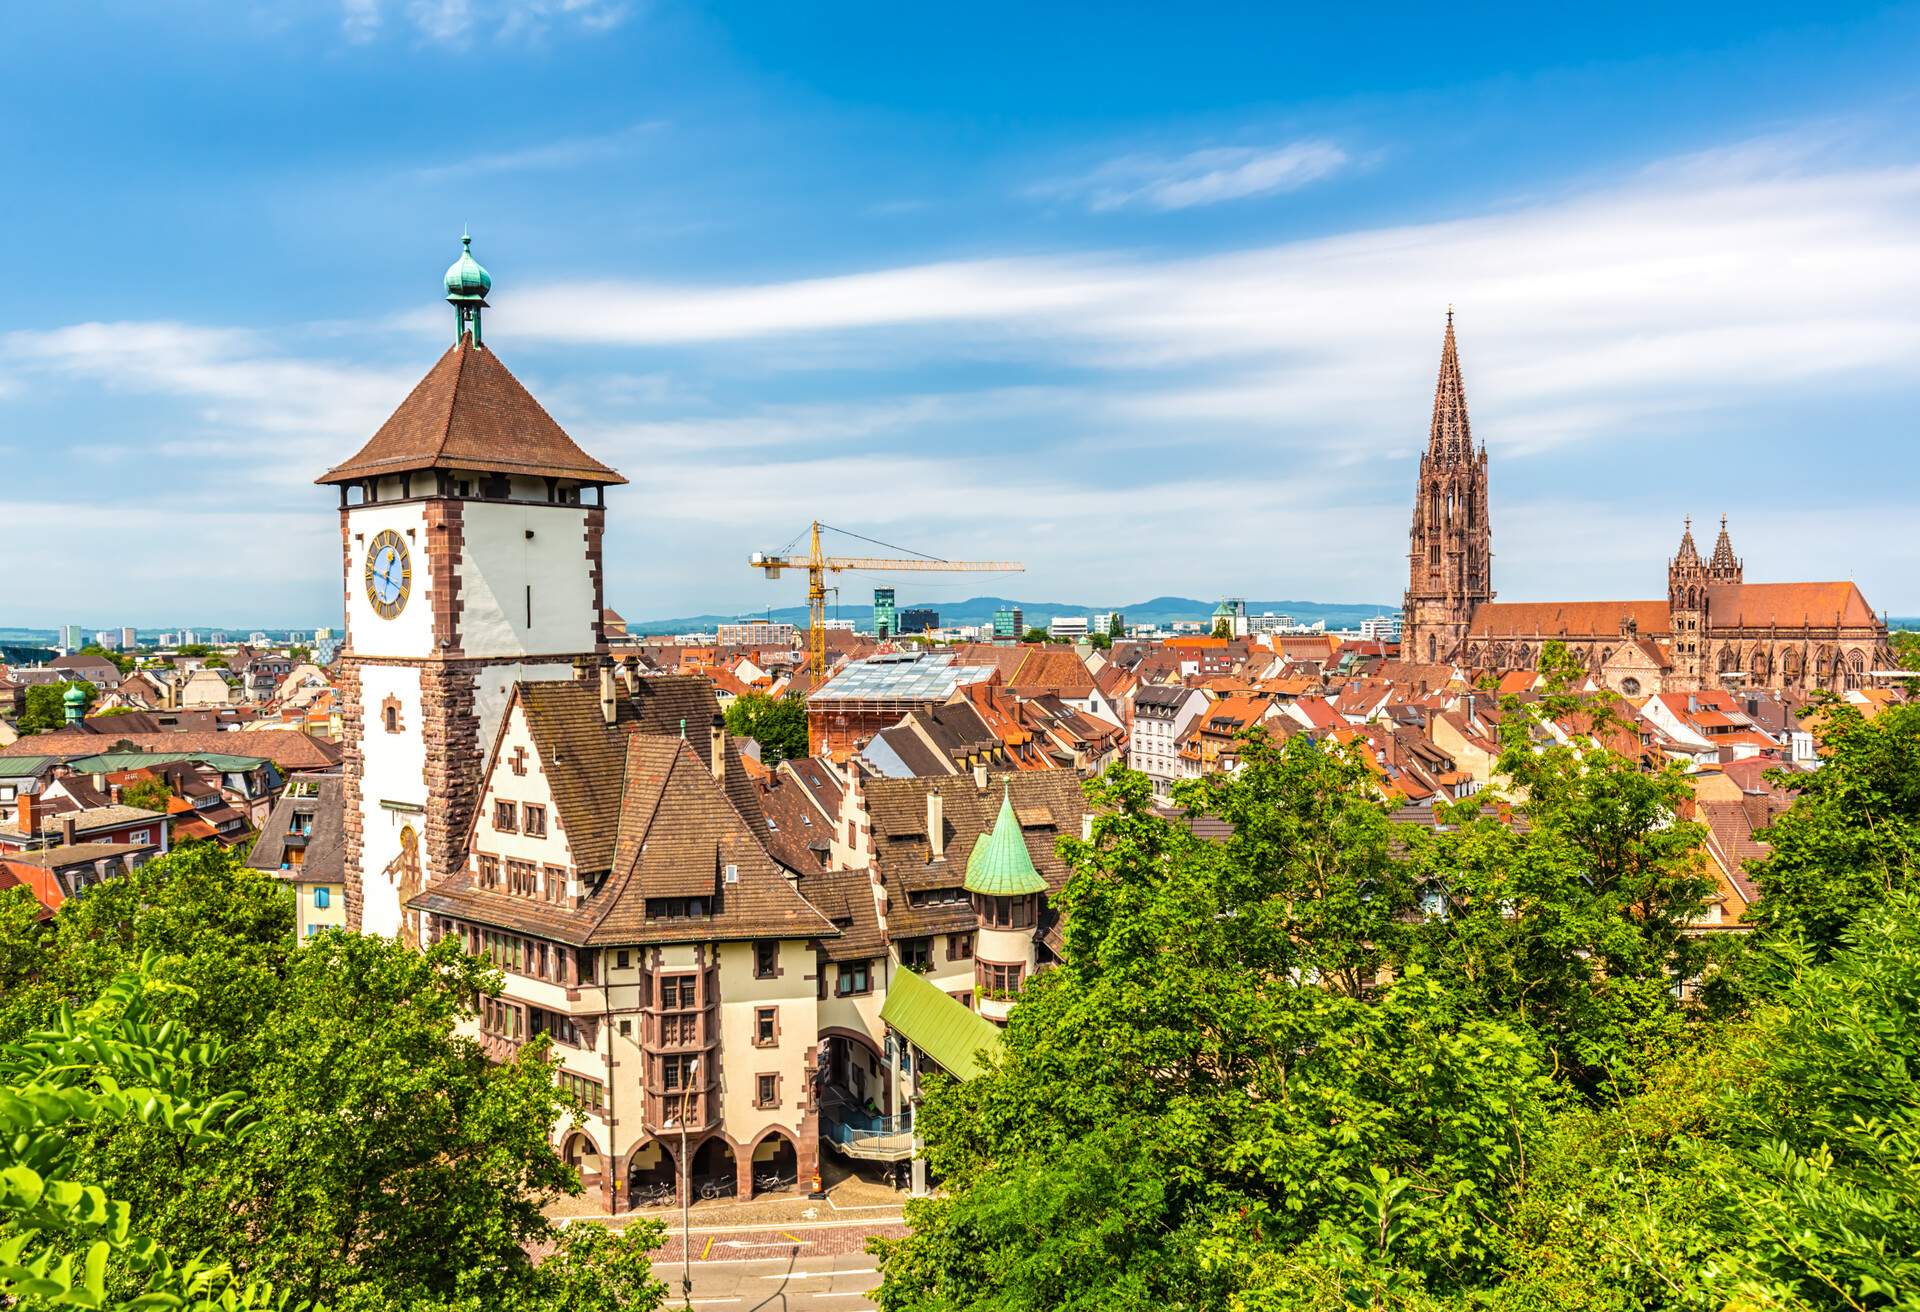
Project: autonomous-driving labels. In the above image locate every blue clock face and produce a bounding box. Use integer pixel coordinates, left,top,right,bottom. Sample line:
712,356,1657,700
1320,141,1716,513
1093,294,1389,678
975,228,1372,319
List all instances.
363,530,412,619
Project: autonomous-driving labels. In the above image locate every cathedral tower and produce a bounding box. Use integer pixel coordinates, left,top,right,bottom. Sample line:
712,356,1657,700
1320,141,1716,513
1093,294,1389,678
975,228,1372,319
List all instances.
1667,518,1708,687
1401,312,1493,664
317,237,627,939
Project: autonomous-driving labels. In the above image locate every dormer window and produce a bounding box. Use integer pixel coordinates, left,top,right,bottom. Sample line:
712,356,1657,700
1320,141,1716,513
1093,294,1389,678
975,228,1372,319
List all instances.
646,896,713,919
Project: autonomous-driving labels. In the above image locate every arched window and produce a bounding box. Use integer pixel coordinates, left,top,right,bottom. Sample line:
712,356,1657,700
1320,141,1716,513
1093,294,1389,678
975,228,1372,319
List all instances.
1847,649,1865,691
1750,649,1769,681
1781,647,1802,686
1512,643,1530,667
1719,646,1737,674
1427,634,1437,663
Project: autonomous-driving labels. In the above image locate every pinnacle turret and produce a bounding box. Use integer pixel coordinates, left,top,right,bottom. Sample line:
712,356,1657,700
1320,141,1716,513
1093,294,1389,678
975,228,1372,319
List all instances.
1673,516,1700,567
1709,515,1737,570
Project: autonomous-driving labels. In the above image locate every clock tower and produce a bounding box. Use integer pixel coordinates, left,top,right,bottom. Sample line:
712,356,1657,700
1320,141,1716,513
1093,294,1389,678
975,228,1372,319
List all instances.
317,237,626,938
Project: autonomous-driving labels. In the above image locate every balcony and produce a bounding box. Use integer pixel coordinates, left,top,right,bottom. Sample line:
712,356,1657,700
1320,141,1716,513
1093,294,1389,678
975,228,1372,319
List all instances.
820,1087,912,1163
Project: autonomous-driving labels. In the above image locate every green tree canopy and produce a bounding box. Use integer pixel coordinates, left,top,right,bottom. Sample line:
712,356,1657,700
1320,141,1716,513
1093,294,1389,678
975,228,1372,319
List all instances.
1744,698,1920,957
0,846,665,1312
723,690,809,764
18,681,95,734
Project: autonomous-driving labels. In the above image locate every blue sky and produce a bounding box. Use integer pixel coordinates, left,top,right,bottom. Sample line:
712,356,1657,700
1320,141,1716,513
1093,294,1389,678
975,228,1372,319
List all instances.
4,1,1919,627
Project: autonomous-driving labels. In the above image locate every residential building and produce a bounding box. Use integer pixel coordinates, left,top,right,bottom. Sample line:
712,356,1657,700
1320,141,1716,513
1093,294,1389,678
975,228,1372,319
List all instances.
1129,684,1210,798
249,774,347,940
58,625,83,651
120,627,138,649
1046,615,1089,640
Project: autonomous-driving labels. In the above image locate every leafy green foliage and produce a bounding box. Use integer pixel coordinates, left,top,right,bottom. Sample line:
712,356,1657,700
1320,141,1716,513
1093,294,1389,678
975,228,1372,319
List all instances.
0,960,306,1311
723,690,809,764
0,846,665,1312
1746,697,1920,956
18,682,95,734
876,694,1920,1311
117,777,174,813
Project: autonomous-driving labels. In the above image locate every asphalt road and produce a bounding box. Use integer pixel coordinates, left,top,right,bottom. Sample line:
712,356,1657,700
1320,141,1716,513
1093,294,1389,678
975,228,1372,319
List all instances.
666,1248,881,1310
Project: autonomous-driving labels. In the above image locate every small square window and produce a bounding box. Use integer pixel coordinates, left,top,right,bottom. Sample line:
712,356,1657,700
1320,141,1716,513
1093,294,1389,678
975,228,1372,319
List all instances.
754,1006,777,1046
753,940,778,979
615,949,631,970
755,1074,778,1108
618,1019,632,1038
494,801,517,832
314,887,331,909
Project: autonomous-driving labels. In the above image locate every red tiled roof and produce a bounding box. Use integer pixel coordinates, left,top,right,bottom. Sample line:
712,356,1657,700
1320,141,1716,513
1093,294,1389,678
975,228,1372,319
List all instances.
1468,600,1671,639
317,342,626,486
1704,582,1879,630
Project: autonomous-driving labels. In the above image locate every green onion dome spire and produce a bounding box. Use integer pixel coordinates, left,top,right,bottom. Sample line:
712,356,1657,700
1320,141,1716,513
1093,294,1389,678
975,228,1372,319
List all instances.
62,683,87,725
444,231,492,345
444,231,492,299
964,788,1047,896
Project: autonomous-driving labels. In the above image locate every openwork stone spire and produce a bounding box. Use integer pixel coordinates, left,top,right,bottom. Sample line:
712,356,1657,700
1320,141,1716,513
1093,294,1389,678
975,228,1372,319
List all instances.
1428,307,1474,460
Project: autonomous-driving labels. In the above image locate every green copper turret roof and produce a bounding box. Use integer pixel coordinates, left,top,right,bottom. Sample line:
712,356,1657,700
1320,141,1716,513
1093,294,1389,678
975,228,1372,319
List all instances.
444,232,492,302
963,789,1046,896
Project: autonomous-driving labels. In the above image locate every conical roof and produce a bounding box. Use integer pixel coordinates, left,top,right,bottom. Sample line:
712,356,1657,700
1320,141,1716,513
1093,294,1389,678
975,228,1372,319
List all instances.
316,341,626,486
963,789,1046,896
1709,515,1739,571
1674,516,1700,565
1427,311,1473,460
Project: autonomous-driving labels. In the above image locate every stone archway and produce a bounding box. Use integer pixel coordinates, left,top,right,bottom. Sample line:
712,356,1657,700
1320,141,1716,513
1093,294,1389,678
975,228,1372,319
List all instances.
747,1128,801,1196
624,1139,677,1209
691,1136,738,1201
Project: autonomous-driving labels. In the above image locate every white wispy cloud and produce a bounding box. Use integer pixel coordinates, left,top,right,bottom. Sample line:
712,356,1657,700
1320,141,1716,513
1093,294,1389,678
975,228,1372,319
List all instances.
8,132,1920,622
343,0,630,45
412,121,663,181
502,146,1920,459
1046,140,1353,212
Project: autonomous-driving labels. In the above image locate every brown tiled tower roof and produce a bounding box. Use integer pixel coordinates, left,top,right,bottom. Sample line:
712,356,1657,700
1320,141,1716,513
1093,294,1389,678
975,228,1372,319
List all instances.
316,341,626,486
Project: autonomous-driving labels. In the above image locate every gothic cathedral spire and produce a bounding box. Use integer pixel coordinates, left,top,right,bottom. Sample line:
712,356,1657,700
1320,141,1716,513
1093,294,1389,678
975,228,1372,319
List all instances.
1402,311,1493,665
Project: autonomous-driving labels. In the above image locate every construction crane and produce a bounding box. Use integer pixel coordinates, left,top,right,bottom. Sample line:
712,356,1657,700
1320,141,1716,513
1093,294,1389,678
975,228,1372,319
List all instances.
750,521,1024,677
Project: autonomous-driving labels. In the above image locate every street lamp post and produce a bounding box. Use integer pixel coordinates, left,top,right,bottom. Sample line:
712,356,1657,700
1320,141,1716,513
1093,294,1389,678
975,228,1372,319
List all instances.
679,1056,698,1310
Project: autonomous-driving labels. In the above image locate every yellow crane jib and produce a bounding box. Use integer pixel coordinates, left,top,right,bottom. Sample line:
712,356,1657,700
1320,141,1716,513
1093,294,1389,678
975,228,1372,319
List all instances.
749,521,1024,678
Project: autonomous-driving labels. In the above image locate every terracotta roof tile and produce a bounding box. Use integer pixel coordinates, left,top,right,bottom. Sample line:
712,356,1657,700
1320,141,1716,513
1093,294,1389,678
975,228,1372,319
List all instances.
317,342,626,486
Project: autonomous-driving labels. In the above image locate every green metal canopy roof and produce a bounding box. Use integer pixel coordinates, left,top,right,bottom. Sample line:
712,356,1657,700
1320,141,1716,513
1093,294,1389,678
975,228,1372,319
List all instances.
0,757,56,779
878,967,1002,1081
963,789,1047,897
62,751,268,774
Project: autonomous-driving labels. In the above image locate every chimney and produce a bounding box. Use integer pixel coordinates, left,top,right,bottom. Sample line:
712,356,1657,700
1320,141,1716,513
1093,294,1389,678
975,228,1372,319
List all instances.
709,714,727,784
972,761,988,791
1081,811,1093,842
598,663,617,725
92,772,107,794
61,814,78,847
16,792,33,837
110,784,123,804
927,787,944,860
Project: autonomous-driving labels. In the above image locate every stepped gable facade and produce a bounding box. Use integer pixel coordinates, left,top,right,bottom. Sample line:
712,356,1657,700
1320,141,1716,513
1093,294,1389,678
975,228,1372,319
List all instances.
1399,317,1890,693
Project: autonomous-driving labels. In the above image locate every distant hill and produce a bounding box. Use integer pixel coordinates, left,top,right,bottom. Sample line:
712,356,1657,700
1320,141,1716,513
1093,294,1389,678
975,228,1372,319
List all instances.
622,595,1400,636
